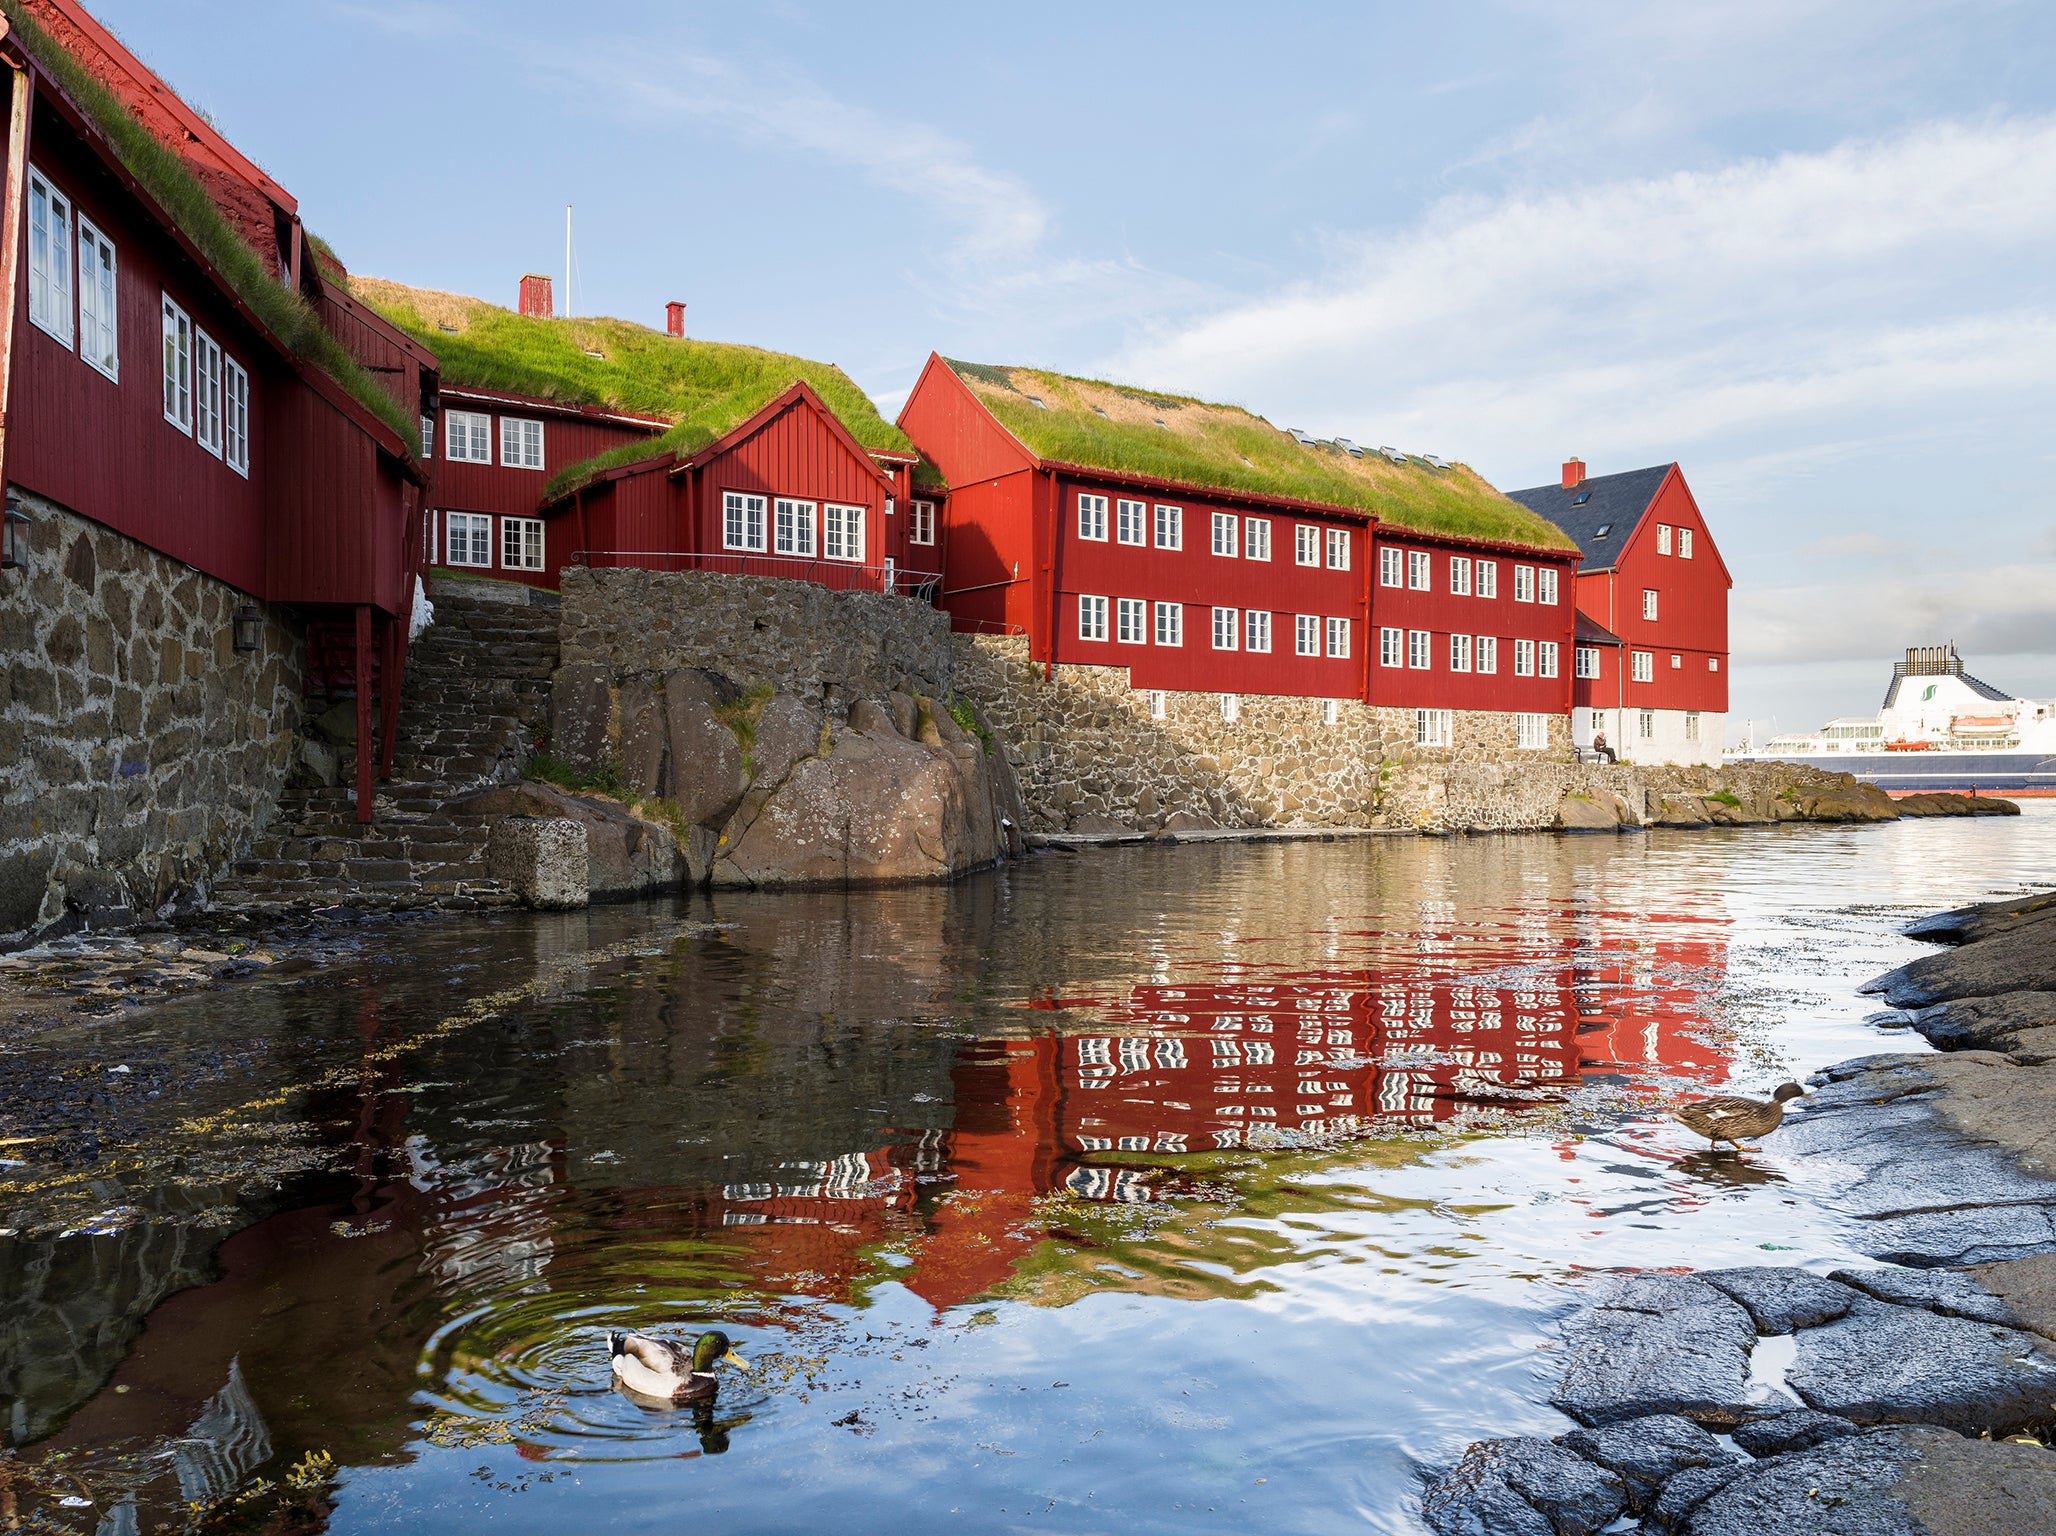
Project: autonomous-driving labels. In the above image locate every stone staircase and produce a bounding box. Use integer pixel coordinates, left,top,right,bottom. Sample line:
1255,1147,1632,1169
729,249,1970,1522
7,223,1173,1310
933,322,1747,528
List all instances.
209,582,560,914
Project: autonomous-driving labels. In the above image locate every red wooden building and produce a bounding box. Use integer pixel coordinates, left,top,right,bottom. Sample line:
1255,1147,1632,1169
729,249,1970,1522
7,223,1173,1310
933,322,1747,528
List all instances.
898,354,1577,724
1508,461,1732,764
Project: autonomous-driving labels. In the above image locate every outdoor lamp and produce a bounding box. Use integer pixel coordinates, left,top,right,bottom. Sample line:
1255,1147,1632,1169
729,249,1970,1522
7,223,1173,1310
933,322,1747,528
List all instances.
1,494,27,570
232,601,263,652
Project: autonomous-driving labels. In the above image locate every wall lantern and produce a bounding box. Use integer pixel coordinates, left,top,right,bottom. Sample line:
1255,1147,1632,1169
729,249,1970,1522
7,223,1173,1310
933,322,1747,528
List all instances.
232,602,263,653
1,494,27,570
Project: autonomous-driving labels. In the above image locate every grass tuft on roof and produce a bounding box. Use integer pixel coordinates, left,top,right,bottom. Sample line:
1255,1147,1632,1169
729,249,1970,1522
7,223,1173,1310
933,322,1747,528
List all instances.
353,278,915,502
942,360,1575,550
2,3,419,456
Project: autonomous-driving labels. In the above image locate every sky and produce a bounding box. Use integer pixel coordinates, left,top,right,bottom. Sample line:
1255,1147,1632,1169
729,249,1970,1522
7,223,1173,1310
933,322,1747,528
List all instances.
97,0,2056,740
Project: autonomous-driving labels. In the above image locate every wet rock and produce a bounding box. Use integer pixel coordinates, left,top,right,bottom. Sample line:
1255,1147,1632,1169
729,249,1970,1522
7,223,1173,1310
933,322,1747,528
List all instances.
1420,1436,1625,1536
1864,909,2056,1007
1966,1251,2056,1344
1894,791,2020,817
1560,1413,1732,1511
1550,1274,1758,1427
486,818,588,910
1786,1296,2056,1433
1888,1422,2056,1536
1554,793,1621,832
1645,1463,1742,1532
1830,1266,2022,1327
456,783,688,897
1697,1266,1856,1334
1904,890,2056,946
1905,991,2056,1060
1727,1407,1861,1458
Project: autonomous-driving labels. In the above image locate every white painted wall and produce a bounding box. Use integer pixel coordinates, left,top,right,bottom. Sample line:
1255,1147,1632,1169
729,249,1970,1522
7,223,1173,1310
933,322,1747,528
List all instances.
1575,706,1726,767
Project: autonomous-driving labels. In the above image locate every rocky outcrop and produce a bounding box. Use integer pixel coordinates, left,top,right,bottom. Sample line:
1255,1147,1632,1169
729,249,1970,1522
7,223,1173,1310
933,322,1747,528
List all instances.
453,781,691,898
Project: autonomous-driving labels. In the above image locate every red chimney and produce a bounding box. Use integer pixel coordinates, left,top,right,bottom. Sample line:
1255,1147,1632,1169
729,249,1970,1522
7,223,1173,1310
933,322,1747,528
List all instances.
665,301,687,337
518,273,553,319
1561,457,1586,489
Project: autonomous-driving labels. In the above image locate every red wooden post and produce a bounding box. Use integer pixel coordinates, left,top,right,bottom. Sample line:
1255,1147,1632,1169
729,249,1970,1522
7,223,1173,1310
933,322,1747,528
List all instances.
354,604,373,823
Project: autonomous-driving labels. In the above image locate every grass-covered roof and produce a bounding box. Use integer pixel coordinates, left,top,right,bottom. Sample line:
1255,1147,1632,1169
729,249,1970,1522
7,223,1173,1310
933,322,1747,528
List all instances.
1,3,420,456
943,360,1574,551
353,278,917,502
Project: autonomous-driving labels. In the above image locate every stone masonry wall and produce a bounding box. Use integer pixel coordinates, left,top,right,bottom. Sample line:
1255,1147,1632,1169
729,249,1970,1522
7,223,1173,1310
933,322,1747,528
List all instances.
0,493,303,940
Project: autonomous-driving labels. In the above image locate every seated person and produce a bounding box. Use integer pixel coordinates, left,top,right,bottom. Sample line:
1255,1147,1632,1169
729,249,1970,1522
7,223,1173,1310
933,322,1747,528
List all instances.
1592,731,1617,764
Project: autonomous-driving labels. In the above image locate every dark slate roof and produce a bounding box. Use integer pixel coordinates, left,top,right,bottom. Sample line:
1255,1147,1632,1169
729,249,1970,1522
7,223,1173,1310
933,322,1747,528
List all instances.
1574,612,1623,646
1505,464,1674,572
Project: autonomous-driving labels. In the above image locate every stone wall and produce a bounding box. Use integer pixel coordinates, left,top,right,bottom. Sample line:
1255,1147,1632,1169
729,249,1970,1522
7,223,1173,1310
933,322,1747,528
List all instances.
0,493,302,941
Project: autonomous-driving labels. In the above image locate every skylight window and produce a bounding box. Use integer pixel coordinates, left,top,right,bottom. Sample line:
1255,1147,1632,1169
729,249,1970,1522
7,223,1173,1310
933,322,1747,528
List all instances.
1593,522,1612,538
1573,492,1591,505
1027,396,1047,409
1092,406,1108,417
1152,418,1167,427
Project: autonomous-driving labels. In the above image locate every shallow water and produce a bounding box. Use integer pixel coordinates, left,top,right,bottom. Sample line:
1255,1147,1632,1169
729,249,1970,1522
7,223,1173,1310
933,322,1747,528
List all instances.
3,809,2053,1533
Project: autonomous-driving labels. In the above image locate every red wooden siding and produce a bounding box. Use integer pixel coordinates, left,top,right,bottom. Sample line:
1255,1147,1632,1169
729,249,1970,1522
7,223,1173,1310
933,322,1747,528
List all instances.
1577,467,1730,714
936,469,1038,634
684,391,891,567
897,353,1037,488
1366,532,1578,714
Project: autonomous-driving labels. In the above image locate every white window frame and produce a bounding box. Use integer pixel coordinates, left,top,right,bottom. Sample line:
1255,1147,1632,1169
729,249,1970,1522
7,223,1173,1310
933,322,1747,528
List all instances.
1476,636,1498,674
1514,565,1535,603
1538,568,1559,605
1657,523,1673,555
1407,550,1430,590
1117,597,1148,644
1220,693,1240,723
1450,556,1471,596
1212,511,1238,557
1300,525,1323,567
1325,528,1350,570
500,416,544,470
1516,713,1548,750
1632,649,1654,683
1643,588,1659,620
1212,605,1239,650
160,293,192,434
1639,708,1656,740
1155,504,1182,550
1154,601,1182,647
420,414,435,459
1671,653,1682,670
1679,527,1694,559
1246,609,1271,653
1297,615,1320,656
76,216,117,381
1415,709,1452,748
1380,626,1403,668
1078,493,1108,541
909,498,936,546
502,515,545,570
223,355,250,476
1078,594,1109,641
445,409,491,463
1379,546,1403,587
1449,633,1471,672
723,490,768,552
1709,656,1720,673
1476,560,1498,599
1514,639,1536,676
1575,646,1600,679
774,497,817,557
1321,699,1339,727
1685,710,1701,741
1408,629,1430,669
1539,641,1559,678
1244,518,1271,561
1148,689,1167,720
1326,617,1349,659
446,511,492,568
1116,498,1147,546
27,169,72,347
824,502,865,562
193,328,224,458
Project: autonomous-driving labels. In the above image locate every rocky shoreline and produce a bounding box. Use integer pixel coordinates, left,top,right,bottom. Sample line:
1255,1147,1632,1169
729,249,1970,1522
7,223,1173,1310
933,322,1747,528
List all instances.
1423,884,2056,1535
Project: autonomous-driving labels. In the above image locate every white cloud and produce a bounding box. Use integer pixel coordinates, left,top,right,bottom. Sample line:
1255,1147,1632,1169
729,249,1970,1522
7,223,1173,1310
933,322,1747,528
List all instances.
1733,563,2056,667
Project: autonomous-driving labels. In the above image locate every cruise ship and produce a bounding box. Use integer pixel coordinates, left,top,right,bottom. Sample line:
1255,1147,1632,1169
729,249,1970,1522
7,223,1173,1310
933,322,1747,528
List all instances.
1730,644,2056,795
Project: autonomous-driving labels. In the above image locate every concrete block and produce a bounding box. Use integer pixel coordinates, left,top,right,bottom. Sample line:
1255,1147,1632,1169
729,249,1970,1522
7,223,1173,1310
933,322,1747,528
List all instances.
488,817,589,909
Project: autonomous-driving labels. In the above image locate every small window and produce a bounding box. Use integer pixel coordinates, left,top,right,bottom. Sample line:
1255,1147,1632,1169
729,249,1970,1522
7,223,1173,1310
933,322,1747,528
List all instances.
1220,693,1240,723
1449,633,1471,672
1643,588,1659,620
1297,615,1320,656
1116,498,1147,545
1516,713,1549,750
1407,550,1430,590
1321,699,1339,727
1212,605,1239,650
28,169,73,346
502,515,545,570
1538,568,1559,605
1380,627,1403,667
419,414,435,458
1154,601,1182,646
824,503,865,562
1408,629,1430,669
1148,689,1167,720
1639,708,1655,740
1572,491,1591,506
160,294,192,433
1476,560,1498,599
1379,546,1403,587
1679,527,1694,559
1514,638,1535,676
1245,518,1271,561
1476,636,1498,674
445,410,491,463
223,356,250,476
1670,653,1682,670
1709,656,1720,673
1539,641,1559,678
1415,709,1452,747
446,512,492,567
723,490,767,551
1685,710,1701,741
1450,557,1471,596
1514,565,1535,603
1594,522,1613,539
1155,505,1183,549
1325,528,1350,570
1117,597,1147,644
1590,710,1605,732
1212,512,1238,557
1632,650,1653,683
76,217,117,380
1657,523,1673,555
500,417,544,469
1078,493,1108,541
1575,646,1600,679
1301,525,1324,567
193,329,224,457
1246,609,1271,652
910,499,936,546
1078,594,1109,641
774,498,817,556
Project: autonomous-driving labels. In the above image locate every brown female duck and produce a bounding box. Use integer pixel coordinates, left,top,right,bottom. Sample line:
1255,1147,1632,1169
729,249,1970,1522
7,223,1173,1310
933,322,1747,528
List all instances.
1671,1082,1805,1150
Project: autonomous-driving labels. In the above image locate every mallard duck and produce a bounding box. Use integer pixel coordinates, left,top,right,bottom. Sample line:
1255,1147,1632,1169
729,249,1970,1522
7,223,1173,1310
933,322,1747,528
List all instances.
608,1329,748,1401
1671,1083,1805,1150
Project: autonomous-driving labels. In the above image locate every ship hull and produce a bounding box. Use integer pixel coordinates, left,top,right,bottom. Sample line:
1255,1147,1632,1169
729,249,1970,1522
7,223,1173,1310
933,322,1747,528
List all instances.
1736,750,2056,795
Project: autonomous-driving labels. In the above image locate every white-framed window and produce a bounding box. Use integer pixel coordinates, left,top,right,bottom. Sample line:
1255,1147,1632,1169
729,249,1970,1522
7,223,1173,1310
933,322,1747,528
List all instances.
1212,605,1239,650
420,414,435,459
1476,636,1498,673
1212,511,1238,557
1514,638,1536,676
774,497,816,556
910,498,936,546
1685,710,1701,741
446,511,492,567
1326,528,1350,570
1117,498,1147,545
502,515,545,570
1657,523,1673,555
500,416,544,469
1155,504,1182,549
1408,629,1430,669
1538,568,1558,605
445,409,491,463
1154,601,1183,646
1117,597,1148,644
1148,689,1167,720
1671,653,1682,669
1078,493,1108,541
1321,698,1339,727
1299,525,1323,567
1514,565,1535,603
1416,708,1452,747
1539,641,1559,678
1516,713,1549,750
1449,633,1471,672
1220,693,1240,723
1590,709,1605,732
1078,594,1109,641
824,503,864,562
160,294,192,433
1476,560,1498,599
1379,546,1403,586
27,169,72,346
1709,656,1720,672
723,490,767,551
193,329,223,457
1575,646,1601,679
1631,649,1654,683
223,356,250,476
1297,615,1320,656
1246,610,1271,652
1450,557,1471,596
1407,550,1430,589
1245,518,1271,561
1643,588,1659,620
1380,627,1403,667
1679,527,1694,559
1639,708,1655,740
76,217,117,380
